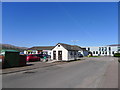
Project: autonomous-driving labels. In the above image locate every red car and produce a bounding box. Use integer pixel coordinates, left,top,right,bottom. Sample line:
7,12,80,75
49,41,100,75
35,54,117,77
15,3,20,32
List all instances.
26,54,40,62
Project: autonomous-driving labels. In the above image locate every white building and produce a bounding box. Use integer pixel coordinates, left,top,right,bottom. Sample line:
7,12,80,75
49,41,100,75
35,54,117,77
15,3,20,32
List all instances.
51,43,88,61
24,46,54,56
84,44,120,56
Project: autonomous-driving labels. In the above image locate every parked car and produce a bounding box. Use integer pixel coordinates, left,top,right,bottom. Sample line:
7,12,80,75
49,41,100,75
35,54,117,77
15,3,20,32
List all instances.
35,54,50,58
78,54,83,57
35,54,44,58
35,54,51,62
26,54,40,62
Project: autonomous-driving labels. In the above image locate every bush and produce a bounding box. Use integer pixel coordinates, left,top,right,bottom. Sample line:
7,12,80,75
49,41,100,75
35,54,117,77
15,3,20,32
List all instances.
114,53,120,57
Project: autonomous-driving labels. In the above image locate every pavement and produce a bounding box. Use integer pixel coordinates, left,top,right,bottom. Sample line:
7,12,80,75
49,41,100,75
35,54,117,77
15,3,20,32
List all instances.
2,57,118,88
2,61,58,74
2,58,85,75
97,57,118,88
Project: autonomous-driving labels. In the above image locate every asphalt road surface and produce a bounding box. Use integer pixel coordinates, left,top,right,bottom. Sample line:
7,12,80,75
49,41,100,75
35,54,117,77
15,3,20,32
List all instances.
2,57,118,88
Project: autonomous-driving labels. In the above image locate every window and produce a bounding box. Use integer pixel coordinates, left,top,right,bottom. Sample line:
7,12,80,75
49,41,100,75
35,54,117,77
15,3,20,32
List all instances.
96,51,98,54
70,51,72,55
109,51,111,54
99,51,101,54
105,52,107,54
102,47,104,51
99,47,101,51
112,51,114,54
88,48,90,51
58,45,60,47
93,51,95,54
105,47,107,51
109,47,111,51
53,51,56,54
118,47,120,51
102,51,104,54
74,51,76,55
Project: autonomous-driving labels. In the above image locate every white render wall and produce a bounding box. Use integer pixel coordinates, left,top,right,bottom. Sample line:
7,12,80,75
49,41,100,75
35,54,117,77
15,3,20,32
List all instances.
43,50,52,55
24,50,52,55
51,44,68,61
24,51,27,54
24,50,37,54
84,46,118,56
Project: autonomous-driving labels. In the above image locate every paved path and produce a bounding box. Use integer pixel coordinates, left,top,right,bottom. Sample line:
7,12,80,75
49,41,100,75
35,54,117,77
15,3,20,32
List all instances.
2,57,118,88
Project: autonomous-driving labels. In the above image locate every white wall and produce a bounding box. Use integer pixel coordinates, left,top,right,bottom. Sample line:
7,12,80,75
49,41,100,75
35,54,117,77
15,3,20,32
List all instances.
110,46,118,56
43,50,52,55
51,44,68,61
24,50,27,54
85,46,118,56
24,50,52,55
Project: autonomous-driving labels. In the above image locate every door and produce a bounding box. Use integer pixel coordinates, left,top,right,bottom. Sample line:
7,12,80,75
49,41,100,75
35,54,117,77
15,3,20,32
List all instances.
53,51,56,60
58,51,62,60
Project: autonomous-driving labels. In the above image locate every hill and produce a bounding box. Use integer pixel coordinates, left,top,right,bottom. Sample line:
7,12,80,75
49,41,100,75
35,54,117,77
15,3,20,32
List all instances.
0,44,28,52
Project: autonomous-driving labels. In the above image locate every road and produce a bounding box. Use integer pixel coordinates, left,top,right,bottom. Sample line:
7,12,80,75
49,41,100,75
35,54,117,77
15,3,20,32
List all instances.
2,57,118,88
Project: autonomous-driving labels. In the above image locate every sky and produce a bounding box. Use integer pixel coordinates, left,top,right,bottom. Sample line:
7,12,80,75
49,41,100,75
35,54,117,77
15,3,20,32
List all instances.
2,2,118,47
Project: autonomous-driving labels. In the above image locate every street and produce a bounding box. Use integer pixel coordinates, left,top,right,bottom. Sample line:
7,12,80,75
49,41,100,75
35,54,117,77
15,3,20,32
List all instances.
2,57,118,88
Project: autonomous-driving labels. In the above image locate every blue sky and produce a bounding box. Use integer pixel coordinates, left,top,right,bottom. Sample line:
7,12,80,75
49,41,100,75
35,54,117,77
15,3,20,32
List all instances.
2,2,118,47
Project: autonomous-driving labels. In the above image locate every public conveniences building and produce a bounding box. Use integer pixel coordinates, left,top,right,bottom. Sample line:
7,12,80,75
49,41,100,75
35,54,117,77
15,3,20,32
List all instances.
84,44,120,56
51,43,89,61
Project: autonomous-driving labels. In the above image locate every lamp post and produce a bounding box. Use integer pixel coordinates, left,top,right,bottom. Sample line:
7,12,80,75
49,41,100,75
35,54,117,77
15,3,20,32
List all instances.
71,40,79,60
71,40,79,45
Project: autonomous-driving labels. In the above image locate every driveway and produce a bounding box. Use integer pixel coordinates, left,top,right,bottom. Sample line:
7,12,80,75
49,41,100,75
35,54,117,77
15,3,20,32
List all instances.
2,57,118,88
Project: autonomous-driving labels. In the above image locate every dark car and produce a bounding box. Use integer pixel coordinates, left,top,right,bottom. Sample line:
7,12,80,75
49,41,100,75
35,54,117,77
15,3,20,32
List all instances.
35,54,50,58
78,54,83,57
35,54,51,62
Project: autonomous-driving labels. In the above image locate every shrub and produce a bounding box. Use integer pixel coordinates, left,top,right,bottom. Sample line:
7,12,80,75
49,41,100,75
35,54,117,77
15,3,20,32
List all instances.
114,53,120,57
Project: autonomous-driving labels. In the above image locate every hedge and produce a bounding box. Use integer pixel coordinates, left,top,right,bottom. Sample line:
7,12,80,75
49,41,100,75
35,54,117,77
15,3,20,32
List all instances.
114,53,120,57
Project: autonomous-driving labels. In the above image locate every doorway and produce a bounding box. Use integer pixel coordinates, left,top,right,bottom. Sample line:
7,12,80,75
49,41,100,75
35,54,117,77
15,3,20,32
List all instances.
58,51,62,60
53,51,56,60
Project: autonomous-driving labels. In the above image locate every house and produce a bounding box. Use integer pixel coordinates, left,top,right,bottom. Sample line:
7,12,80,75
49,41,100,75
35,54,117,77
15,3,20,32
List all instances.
51,43,88,61
84,44,120,56
24,46,55,56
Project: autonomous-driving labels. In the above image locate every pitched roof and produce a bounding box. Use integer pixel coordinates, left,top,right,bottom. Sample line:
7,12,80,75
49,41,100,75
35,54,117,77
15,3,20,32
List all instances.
27,46,55,50
57,43,83,51
81,48,88,51
107,44,120,46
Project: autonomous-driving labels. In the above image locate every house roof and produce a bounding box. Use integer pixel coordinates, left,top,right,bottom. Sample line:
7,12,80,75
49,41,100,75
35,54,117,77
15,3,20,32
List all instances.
107,44,120,46
81,48,88,51
57,43,83,51
27,46,55,50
